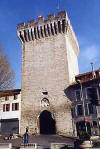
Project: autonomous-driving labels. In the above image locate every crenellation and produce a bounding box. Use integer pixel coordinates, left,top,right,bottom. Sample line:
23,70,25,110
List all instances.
17,11,79,57
47,14,55,21
28,20,36,27
17,22,25,30
38,17,44,24
58,11,67,19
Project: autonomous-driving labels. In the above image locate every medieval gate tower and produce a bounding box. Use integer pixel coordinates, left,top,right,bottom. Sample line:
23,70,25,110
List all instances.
17,11,79,135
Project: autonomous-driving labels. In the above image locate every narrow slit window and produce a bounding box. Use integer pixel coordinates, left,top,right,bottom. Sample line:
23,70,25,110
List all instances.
24,30,27,41
54,22,57,34
28,29,30,40
34,28,37,39
37,27,40,39
62,19,65,33
58,21,61,33
44,25,47,36
31,29,34,40
50,23,54,35
47,24,50,36
40,26,44,38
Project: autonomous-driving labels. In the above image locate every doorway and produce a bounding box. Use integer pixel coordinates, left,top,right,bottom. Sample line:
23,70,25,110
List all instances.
39,110,56,134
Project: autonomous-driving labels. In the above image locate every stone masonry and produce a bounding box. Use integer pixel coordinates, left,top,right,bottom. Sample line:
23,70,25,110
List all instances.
17,11,79,135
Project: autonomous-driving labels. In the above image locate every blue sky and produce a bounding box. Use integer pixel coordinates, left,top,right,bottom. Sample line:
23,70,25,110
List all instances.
0,0,100,89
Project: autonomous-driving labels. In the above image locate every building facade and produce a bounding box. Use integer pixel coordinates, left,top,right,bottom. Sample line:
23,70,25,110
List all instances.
17,11,79,135
68,69,100,136
0,89,21,134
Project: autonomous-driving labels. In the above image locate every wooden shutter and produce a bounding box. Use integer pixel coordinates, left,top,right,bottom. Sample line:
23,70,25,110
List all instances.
12,103,15,111
5,96,9,101
8,104,10,111
17,103,19,110
3,104,5,112
14,94,18,100
6,104,10,111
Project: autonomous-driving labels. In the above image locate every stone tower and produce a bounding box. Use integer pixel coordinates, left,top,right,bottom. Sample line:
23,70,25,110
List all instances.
17,11,79,135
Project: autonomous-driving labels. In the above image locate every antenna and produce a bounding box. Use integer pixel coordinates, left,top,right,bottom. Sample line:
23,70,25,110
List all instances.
57,0,60,12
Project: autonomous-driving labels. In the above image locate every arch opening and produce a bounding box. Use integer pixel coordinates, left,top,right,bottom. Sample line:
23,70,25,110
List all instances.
39,110,56,134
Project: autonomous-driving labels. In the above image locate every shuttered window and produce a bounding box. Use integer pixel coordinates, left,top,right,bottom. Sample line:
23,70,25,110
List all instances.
6,104,10,111
5,96,9,101
3,104,5,112
14,94,18,100
12,103,19,111
3,104,10,112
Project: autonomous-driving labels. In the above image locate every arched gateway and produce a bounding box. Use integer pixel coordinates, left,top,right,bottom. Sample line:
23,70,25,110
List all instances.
39,110,56,134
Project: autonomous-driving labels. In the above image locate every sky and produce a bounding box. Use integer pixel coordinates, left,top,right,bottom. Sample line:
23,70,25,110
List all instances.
0,0,100,89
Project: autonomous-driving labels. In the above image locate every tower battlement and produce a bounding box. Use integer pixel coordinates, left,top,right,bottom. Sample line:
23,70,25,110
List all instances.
17,11,79,53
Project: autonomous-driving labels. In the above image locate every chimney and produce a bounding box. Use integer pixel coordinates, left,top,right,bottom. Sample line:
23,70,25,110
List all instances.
90,62,96,78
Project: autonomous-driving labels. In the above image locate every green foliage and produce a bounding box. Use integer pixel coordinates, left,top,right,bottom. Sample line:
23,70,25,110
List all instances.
79,130,91,142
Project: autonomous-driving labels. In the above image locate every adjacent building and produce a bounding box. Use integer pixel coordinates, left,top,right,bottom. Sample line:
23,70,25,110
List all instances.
67,68,100,136
0,89,21,134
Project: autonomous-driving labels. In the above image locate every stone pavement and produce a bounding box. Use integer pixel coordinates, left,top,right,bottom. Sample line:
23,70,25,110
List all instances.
0,135,75,149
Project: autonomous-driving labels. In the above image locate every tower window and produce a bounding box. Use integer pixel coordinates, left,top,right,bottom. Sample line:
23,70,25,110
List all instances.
42,92,48,95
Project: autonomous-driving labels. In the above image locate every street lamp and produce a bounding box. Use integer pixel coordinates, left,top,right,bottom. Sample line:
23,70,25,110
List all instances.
76,79,87,132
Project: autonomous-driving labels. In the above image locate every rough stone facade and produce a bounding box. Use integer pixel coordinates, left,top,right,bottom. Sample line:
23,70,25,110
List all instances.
17,11,79,135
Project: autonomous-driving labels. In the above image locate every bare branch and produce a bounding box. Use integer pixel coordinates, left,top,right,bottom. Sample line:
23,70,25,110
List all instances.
0,43,15,90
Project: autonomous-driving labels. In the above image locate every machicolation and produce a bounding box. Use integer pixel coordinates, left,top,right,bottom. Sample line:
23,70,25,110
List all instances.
17,11,78,52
